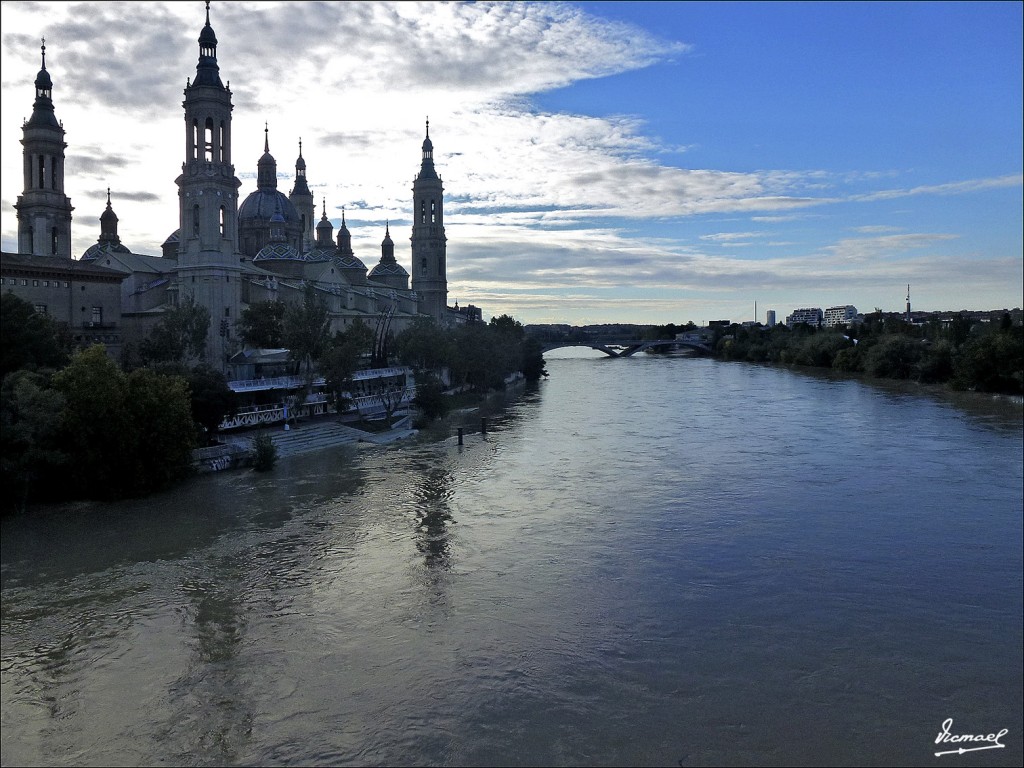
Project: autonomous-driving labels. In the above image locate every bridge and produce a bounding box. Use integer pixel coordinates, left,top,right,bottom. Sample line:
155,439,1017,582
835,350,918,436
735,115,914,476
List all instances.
538,338,714,357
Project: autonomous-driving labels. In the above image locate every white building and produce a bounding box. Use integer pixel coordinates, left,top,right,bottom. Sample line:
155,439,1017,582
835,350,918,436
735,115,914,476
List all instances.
785,307,823,327
823,305,858,327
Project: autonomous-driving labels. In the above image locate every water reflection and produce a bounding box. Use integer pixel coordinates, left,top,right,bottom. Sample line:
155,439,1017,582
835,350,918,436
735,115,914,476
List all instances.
166,554,254,766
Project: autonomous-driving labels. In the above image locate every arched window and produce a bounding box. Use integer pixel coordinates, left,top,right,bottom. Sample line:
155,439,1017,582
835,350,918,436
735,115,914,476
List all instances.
192,118,199,160
430,200,436,224
51,227,58,255
420,200,426,224
204,117,214,162
193,204,200,236
38,154,46,188
219,121,226,162
51,158,58,190
220,206,226,236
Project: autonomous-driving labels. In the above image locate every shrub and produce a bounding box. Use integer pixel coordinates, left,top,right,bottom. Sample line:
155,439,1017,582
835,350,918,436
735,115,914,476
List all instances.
252,433,277,472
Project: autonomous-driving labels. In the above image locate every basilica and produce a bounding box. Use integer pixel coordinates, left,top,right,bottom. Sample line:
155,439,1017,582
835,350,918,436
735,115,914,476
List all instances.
2,4,462,374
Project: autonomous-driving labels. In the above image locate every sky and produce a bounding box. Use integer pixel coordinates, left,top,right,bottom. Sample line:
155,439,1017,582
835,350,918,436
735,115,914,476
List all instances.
1,1,1021,326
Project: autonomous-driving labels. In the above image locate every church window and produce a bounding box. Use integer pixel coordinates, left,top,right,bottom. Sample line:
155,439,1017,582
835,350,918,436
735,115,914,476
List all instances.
421,257,427,273
193,205,200,235
91,306,102,325
219,121,226,162
204,118,214,162
38,154,46,188
421,201,426,224
192,119,199,159
224,307,230,317
51,227,58,255
431,200,436,223
52,158,58,190
220,206,226,236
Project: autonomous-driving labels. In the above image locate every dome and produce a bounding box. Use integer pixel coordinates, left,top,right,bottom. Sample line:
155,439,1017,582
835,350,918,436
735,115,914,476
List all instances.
254,242,301,261
161,229,181,247
334,253,367,271
368,261,408,279
81,241,130,261
304,246,336,263
35,66,52,92
198,21,217,47
239,189,300,224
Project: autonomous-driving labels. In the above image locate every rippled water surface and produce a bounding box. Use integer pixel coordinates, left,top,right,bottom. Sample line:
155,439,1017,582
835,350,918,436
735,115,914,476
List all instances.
2,354,1022,766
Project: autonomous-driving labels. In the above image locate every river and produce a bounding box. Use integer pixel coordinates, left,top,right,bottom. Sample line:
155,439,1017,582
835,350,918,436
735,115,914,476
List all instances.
2,352,1021,766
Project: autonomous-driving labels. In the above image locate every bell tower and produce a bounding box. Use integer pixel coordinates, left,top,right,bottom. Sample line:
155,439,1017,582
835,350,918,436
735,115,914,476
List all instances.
15,39,74,258
174,1,242,369
410,120,448,322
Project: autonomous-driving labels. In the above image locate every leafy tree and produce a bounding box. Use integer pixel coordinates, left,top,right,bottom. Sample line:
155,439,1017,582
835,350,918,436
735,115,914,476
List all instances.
321,320,374,410
52,346,197,500
140,295,211,366
252,432,277,472
52,345,132,498
238,299,286,349
863,335,922,379
187,365,236,444
0,370,67,512
124,367,196,494
952,326,1024,393
394,317,454,372
283,285,331,392
520,335,547,381
1,292,69,379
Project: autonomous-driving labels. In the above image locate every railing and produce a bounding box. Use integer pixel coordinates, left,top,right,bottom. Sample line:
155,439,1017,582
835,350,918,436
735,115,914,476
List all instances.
227,367,411,392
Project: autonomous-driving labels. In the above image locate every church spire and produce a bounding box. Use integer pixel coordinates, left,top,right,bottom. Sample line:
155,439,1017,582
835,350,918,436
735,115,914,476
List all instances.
418,117,438,180
257,123,278,189
28,38,58,128
193,0,223,88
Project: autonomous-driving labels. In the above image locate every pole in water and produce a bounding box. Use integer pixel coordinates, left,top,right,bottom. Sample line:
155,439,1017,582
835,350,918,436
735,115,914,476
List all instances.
481,417,487,434
458,427,464,445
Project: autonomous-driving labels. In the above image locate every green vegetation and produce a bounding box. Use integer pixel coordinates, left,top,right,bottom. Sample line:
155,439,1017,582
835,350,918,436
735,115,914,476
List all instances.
393,314,546,426
251,432,277,472
712,313,1023,394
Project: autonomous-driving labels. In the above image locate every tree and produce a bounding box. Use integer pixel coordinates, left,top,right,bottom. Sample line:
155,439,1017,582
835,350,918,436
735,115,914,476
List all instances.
321,320,374,411
140,295,211,366
123,367,197,494
283,285,331,393
238,299,286,349
52,345,132,499
1,292,69,379
187,365,236,443
394,317,453,372
51,345,197,500
0,370,67,512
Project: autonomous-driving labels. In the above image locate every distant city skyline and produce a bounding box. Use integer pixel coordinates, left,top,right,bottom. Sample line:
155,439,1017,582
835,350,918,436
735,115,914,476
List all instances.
1,1,1021,325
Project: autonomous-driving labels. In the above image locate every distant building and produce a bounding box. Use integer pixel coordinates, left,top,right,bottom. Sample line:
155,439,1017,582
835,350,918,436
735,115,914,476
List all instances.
785,307,823,327
766,309,776,327
4,7,465,375
823,305,858,327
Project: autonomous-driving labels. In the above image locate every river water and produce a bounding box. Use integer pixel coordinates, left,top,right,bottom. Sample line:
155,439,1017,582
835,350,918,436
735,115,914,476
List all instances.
2,353,1021,767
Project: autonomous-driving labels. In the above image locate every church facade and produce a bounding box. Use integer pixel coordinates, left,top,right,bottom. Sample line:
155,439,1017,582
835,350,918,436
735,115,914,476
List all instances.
2,4,463,374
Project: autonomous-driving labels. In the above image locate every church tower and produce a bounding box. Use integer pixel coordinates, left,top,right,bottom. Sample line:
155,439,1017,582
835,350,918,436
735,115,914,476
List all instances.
289,139,314,251
410,120,448,322
174,1,242,369
15,40,74,258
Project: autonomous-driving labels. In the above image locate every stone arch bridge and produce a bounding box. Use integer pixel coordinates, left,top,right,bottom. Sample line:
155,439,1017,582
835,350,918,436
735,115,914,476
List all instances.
538,338,713,358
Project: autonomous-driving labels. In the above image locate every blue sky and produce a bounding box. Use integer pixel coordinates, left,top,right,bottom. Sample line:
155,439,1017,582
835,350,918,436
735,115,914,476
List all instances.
1,1,1021,325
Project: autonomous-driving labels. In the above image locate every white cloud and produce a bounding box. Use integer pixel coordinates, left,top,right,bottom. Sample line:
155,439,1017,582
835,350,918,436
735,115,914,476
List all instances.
1,1,1020,325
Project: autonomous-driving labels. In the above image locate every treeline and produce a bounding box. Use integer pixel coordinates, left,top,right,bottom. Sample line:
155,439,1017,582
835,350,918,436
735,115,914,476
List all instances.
709,312,1023,394
2,293,238,511
2,288,544,510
